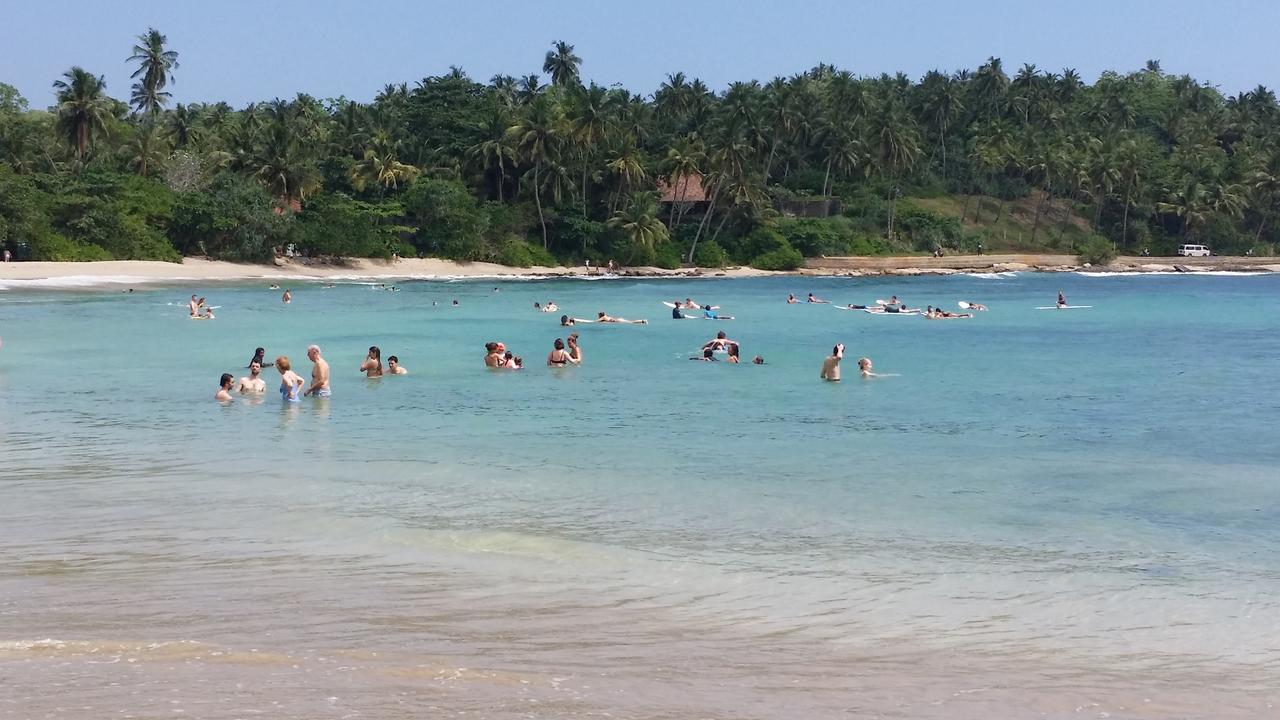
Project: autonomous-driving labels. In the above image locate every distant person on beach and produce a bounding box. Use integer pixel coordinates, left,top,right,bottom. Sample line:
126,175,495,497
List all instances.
248,347,274,368
282,289,292,304
787,294,798,304
547,338,575,366
597,311,647,324
807,293,829,304
276,357,304,403
2,248,10,262
188,295,200,317
238,362,266,393
360,346,384,378
216,373,235,402
304,345,331,397
820,344,844,381
387,356,407,375
567,333,582,363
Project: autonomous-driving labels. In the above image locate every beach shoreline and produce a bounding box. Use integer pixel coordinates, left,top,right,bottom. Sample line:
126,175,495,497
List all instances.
0,254,1277,287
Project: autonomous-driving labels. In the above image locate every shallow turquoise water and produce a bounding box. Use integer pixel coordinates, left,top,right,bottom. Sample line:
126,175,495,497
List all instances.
1,272,1278,718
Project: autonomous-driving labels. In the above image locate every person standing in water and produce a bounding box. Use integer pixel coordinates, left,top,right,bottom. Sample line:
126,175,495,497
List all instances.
238,362,267,393
567,333,582,363
1057,291,1067,308
360,346,384,377
282,289,292,304
820,344,844,381
387,356,408,375
304,345,331,397
858,357,877,378
188,295,200,317
547,338,576,366
276,357,305,403
215,373,235,402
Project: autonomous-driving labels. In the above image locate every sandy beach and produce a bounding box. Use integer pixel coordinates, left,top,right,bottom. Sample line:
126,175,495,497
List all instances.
0,254,1277,287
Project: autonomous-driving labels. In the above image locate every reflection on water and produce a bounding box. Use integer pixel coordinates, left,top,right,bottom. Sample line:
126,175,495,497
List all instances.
1,274,1279,718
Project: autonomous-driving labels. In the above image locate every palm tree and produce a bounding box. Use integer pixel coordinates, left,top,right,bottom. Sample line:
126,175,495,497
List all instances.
52,67,111,162
971,57,1009,119
128,28,179,115
543,40,582,88
507,94,564,247
350,147,420,193
760,77,795,180
253,122,320,204
608,192,668,260
662,136,705,228
1112,138,1145,247
867,108,921,239
166,103,201,148
120,120,168,177
604,141,646,214
567,83,612,215
465,111,516,201
918,73,964,178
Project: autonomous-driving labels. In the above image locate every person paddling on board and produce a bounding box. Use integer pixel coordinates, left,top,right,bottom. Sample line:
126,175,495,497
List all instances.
1057,291,1067,308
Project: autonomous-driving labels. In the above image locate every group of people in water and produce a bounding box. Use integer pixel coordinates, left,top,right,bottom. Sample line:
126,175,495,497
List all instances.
819,343,879,382
216,344,406,403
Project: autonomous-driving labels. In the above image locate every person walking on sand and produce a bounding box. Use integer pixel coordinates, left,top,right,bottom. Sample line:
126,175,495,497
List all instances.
304,345,331,397
820,344,844,382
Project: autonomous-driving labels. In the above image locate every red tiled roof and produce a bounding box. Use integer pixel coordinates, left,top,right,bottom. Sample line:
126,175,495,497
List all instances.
657,172,708,203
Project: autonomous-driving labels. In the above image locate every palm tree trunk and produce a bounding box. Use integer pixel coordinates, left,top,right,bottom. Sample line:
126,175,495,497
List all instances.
581,164,589,218
763,135,778,180
994,190,1005,224
940,127,946,180
534,161,547,249
1031,187,1049,244
1121,193,1130,247
709,206,733,246
885,169,897,239
823,157,833,196
960,193,969,223
497,165,505,203
1255,211,1269,244
688,179,722,264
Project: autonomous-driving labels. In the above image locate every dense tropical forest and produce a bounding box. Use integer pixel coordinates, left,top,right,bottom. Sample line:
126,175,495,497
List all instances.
2,31,1280,268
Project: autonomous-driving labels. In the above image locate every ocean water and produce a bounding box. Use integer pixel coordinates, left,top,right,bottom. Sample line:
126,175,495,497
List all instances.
1,272,1278,719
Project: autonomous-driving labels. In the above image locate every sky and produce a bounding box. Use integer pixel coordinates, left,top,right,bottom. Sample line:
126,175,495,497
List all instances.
3,0,1279,109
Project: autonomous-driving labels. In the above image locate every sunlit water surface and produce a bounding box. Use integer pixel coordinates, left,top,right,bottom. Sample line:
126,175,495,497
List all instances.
1,272,1278,719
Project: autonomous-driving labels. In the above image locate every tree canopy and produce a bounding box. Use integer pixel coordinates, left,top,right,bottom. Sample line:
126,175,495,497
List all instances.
3,35,1280,264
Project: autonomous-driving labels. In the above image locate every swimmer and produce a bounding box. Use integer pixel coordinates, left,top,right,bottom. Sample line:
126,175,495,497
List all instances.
544,302,558,312
215,373,235,402
360,346,384,377
1057,291,1067,308
807,293,829,304
547,338,576,366
452,299,459,307
387,355,408,375
752,355,765,365
844,303,870,310
322,283,335,289
690,347,718,361
820,343,844,381
858,357,878,378
703,304,734,320
561,314,594,326
682,298,701,309
303,345,331,397
702,330,738,353
533,302,541,311
248,347,274,368
485,342,503,367
726,343,741,363
282,289,291,304
503,351,523,369
596,311,647,324
787,293,798,304
238,362,267,393
276,356,305,403
962,301,988,311
269,284,280,290
199,305,215,320
887,295,901,306
567,333,582,363
188,294,200,317
671,303,686,320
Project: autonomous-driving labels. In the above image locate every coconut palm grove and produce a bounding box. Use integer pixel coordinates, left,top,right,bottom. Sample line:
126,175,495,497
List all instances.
2,31,1279,267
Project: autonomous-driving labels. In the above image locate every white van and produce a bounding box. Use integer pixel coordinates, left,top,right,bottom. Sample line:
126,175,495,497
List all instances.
1177,244,1211,257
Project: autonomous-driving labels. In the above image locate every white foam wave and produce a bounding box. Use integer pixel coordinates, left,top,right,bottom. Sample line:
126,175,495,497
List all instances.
965,271,1019,279
1077,271,1271,277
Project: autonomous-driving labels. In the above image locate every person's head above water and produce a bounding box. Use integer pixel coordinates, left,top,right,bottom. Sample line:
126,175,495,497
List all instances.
485,342,498,353
703,347,714,359
367,346,380,360
219,373,234,389
249,361,262,375
554,338,565,350
306,344,321,360
753,355,764,365
716,330,726,340
597,311,606,318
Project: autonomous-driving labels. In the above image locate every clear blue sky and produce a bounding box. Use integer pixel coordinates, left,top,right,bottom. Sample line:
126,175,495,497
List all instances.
4,0,1278,109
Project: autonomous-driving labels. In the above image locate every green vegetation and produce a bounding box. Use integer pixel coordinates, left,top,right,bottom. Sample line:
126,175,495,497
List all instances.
2,37,1280,265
